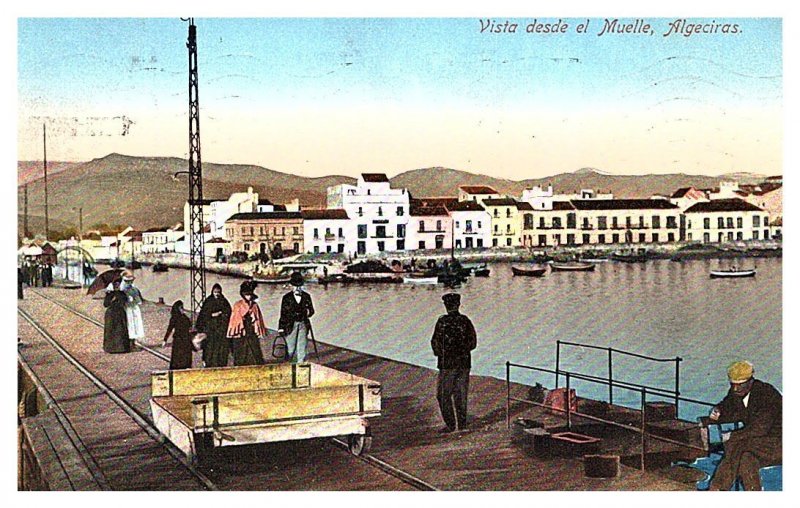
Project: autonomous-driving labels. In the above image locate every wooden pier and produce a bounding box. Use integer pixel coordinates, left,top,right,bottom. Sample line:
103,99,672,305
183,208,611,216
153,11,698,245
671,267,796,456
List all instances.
17,286,699,491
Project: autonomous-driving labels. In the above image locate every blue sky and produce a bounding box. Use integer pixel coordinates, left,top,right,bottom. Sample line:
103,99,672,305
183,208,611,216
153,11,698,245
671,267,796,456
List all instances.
17,17,783,178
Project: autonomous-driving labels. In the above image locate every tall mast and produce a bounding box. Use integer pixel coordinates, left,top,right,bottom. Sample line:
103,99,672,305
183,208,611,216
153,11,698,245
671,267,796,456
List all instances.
187,18,206,319
43,123,49,240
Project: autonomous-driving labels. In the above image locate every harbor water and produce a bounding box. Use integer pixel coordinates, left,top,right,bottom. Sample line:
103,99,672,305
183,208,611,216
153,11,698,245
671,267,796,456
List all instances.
103,257,782,421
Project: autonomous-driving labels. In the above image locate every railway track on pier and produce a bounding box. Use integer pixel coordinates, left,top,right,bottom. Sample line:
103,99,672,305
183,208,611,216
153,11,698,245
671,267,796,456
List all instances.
21,289,436,491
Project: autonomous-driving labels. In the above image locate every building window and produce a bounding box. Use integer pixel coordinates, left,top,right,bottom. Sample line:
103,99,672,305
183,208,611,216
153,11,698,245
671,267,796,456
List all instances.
250,227,254,236
737,217,743,229
243,243,250,251
598,216,607,230
582,234,590,244
753,215,761,228
397,240,405,250
754,230,760,240
553,217,562,229
506,238,512,246
338,228,343,238
397,207,404,216
506,209,512,218
357,241,366,255
376,226,386,238
726,218,734,229
282,227,286,236
539,217,546,228
494,209,499,218
703,233,710,243
718,217,725,229
465,220,473,232
727,232,734,241
506,224,511,233
259,226,264,235
524,214,533,230
397,224,406,238
652,233,659,242
314,246,319,254
419,241,426,249
419,220,425,232
652,216,660,229
764,229,769,239
455,221,460,229
612,234,619,243
478,221,482,229
598,234,606,244
456,239,462,248
626,216,632,228
582,218,590,229
314,228,319,239
638,233,646,243
566,234,575,245
667,216,677,229
612,217,619,229
378,207,383,217
736,232,743,240
358,225,367,239
436,220,442,231
377,241,385,252
639,216,645,228
687,233,692,241
492,238,498,247
668,233,675,242
494,224,498,233
358,207,363,217
704,218,711,229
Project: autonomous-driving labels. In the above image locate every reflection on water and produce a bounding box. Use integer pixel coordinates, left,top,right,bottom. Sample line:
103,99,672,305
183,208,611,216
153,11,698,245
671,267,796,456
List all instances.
121,258,782,420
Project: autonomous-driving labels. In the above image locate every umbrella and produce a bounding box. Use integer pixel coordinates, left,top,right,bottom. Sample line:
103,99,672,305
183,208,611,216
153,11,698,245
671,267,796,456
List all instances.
86,269,123,295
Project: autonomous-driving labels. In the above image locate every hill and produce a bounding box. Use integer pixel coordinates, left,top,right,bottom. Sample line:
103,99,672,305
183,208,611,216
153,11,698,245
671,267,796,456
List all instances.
17,154,774,236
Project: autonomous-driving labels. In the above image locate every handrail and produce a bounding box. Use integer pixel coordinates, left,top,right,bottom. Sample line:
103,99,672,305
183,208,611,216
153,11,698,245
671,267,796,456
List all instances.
506,361,714,472
555,340,683,412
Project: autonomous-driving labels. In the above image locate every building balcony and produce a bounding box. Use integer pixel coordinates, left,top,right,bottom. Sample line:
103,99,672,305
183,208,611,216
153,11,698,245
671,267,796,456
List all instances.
324,234,336,241
370,235,395,239
419,229,446,234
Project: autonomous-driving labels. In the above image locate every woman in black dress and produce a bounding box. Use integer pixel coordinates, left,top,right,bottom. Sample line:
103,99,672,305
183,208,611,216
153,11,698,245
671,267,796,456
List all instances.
226,281,267,366
103,280,130,353
162,300,193,370
196,283,232,368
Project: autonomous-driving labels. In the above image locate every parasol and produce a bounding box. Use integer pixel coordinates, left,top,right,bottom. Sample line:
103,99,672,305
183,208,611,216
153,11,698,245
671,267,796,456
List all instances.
86,269,124,295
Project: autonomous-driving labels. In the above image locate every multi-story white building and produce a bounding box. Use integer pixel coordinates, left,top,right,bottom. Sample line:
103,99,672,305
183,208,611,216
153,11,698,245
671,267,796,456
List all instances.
448,201,491,249
407,198,455,251
327,173,410,255
570,199,681,245
683,199,770,243
483,198,520,248
458,185,501,205
518,201,578,247
301,209,352,255
141,225,184,254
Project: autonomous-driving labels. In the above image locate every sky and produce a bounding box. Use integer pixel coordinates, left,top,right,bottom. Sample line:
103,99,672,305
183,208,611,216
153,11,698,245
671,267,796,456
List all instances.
16,16,783,180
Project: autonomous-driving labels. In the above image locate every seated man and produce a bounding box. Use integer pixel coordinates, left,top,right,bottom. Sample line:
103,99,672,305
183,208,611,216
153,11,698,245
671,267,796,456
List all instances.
708,361,782,491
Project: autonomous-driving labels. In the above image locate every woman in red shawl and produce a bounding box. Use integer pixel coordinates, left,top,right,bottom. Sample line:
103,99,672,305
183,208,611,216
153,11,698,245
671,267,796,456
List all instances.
226,280,266,365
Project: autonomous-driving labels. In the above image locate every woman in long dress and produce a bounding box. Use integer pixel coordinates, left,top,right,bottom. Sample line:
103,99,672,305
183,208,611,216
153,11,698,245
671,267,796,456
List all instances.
121,271,145,348
196,283,232,368
226,281,266,366
103,280,130,353
162,300,193,370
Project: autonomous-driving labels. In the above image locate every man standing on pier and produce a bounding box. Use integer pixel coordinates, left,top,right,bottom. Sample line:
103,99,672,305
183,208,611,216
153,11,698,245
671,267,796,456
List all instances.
431,293,477,433
278,271,315,363
708,360,782,491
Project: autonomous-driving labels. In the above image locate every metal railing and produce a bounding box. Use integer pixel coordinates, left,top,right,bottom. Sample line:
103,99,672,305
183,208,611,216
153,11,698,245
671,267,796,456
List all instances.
555,340,683,413
505,361,715,471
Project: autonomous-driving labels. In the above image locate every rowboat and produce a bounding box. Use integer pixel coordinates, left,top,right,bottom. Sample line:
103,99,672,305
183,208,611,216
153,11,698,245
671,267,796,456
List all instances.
403,275,439,284
152,262,169,272
511,266,547,277
611,251,648,263
550,262,596,272
253,276,292,284
472,267,490,277
710,269,756,279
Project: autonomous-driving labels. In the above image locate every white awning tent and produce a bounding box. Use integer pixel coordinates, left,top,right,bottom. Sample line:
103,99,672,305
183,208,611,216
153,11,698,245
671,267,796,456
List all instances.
19,245,43,257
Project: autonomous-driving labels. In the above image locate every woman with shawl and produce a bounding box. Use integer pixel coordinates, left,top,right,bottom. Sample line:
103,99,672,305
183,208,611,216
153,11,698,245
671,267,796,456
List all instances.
226,281,266,366
103,279,130,353
196,283,232,367
162,300,193,370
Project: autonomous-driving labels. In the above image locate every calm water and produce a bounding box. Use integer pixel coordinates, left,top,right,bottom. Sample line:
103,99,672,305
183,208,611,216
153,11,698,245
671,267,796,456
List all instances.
108,258,782,420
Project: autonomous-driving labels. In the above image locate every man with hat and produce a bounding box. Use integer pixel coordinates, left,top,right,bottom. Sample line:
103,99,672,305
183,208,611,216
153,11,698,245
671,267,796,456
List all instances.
430,293,477,433
120,270,145,349
278,271,315,363
707,360,782,490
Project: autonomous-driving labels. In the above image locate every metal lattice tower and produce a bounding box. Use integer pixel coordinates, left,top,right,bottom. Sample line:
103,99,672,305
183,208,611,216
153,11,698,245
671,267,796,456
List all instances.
187,18,206,320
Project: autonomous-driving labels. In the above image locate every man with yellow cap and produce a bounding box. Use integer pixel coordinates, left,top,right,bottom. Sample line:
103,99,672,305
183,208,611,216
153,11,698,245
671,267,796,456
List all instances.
707,360,782,490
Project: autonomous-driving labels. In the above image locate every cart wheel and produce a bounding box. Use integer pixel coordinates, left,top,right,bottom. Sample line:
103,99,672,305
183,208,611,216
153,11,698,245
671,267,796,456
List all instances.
348,434,372,456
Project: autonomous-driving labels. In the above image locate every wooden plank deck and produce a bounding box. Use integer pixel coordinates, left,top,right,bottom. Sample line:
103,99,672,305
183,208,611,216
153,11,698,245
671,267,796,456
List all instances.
18,287,698,491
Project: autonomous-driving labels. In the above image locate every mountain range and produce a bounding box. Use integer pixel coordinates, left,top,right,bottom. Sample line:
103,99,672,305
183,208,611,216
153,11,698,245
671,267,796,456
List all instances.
17,153,774,235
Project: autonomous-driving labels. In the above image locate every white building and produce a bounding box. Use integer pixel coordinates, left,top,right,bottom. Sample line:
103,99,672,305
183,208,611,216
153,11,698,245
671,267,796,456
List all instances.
709,181,742,200
327,173,410,255
570,199,681,245
683,199,770,243
141,225,184,254
458,185,501,205
448,201,491,249
407,198,454,251
670,186,709,211
302,209,352,255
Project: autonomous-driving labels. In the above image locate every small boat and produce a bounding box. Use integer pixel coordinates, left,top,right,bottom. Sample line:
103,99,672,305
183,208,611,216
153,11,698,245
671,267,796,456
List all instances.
253,276,292,284
152,262,169,273
710,269,757,279
580,257,609,263
472,267,490,277
511,266,547,277
403,275,439,284
550,262,596,272
611,250,648,263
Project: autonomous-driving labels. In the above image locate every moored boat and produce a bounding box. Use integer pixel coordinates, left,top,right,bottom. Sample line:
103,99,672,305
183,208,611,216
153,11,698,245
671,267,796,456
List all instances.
472,267,490,277
550,262,596,272
611,249,648,263
710,268,756,278
152,262,169,272
403,275,439,284
511,266,547,277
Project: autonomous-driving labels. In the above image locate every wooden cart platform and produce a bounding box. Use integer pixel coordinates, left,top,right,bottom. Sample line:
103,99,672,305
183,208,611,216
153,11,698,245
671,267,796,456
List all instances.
150,363,382,461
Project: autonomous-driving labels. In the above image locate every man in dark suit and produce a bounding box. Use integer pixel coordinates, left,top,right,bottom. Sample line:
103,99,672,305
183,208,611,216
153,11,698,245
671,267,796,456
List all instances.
278,271,315,363
708,361,782,490
431,293,477,433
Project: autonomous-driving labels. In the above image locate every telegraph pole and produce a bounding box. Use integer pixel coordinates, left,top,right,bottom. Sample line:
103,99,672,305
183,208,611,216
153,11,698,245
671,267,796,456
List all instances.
23,184,29,238
186,18,206,319
43,123,49,240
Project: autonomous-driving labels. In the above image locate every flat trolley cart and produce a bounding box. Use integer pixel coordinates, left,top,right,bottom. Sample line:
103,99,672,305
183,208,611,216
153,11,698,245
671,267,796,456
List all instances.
149,362,381,462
